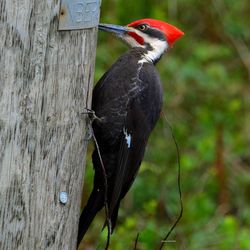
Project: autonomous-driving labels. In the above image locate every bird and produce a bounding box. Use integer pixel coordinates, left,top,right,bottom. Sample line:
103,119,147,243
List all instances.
77,18,184,246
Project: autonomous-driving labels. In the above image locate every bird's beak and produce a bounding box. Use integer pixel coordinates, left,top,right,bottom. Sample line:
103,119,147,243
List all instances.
98,23,130,35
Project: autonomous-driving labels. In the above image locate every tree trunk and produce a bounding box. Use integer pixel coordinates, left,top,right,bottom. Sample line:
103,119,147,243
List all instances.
0,1,98,249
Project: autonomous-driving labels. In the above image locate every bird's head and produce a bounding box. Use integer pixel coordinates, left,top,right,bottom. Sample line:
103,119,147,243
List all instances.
99,18,184,63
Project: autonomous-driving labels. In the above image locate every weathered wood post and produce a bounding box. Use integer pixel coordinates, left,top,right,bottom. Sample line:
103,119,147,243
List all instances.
0,1,101,249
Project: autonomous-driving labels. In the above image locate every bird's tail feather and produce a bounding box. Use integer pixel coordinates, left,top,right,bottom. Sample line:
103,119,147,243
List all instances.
77,189,104,247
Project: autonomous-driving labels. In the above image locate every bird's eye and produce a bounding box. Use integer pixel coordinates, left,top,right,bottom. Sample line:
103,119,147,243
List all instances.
138,24,147,31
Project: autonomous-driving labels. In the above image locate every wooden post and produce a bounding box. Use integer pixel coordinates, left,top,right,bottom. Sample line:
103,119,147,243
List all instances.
0,1,99,249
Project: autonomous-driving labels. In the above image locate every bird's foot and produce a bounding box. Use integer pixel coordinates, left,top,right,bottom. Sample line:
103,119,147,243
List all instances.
82,108,103,141
81,108,103,123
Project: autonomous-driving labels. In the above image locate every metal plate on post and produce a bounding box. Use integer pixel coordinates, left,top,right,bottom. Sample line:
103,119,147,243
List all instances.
58,0,101,30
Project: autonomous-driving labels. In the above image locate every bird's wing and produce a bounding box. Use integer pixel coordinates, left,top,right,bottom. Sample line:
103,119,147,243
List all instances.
107,63,163,215
109,99,150,215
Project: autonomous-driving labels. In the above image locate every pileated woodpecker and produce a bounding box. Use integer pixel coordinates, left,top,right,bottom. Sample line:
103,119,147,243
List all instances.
77,19,184,246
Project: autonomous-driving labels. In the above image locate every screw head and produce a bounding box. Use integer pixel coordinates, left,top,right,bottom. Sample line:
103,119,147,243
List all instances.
59,191,68,204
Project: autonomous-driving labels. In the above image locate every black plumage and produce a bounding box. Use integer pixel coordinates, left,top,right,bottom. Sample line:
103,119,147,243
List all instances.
77,47,163,245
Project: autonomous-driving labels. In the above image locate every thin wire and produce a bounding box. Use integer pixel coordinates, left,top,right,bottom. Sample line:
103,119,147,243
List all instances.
159,112,183,250
90,123,112,250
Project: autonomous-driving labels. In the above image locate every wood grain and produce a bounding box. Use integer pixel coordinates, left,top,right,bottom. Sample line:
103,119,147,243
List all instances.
0,1,98,249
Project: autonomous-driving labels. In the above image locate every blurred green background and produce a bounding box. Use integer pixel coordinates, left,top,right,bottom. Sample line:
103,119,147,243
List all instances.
79,0,250,249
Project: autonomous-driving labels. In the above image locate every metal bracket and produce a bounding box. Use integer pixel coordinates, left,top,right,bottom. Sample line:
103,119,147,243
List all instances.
58,0,101,30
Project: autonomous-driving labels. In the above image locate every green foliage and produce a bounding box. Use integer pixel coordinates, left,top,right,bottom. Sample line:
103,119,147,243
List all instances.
79,0,250,249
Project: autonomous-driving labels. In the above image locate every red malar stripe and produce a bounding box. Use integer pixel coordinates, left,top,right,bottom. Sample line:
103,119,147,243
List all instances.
128,32,144,45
